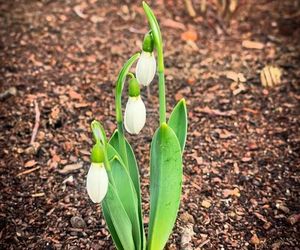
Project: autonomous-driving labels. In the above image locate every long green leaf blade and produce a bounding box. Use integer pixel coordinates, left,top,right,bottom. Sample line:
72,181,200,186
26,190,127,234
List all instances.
103,183,135,250
110,131,146,249
110,157,141,250
148,123,183,250
168,98,188,152
102,203,124,250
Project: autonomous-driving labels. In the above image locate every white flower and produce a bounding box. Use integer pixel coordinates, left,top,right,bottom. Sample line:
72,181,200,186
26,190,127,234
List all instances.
86,163,108,203
124,96,146,134
136,51,156,86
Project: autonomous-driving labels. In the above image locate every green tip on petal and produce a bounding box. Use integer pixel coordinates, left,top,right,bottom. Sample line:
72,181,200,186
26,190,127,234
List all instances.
129,77,140,97
91,144,105,163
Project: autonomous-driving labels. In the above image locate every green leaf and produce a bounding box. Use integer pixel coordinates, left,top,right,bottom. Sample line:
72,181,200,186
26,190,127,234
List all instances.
102,204,124,250
148,123,183,250
168,98,188,152
107,143,124,164
109,131,140,197
110,130,146,249
110,157,141,250
102,183,135,250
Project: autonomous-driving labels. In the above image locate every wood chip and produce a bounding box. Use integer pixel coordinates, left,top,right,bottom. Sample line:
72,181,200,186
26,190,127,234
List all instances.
223,188,240,198
181,30,198,42
242,40,264,50
162,18,186,30
250,233,260,245
24,160,37,168
196,106,237,116
58,162,83,174
260,65,282,87
225,71,246,82
201,199,212,208
31,192,45,197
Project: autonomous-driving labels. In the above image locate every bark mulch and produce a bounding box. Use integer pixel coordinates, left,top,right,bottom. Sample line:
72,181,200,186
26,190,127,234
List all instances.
0,0,299,249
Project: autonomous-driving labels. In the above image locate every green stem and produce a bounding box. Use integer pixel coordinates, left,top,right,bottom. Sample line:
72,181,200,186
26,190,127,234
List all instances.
117,122,128,167
115,53,140,124
115,54,140,165
143,1,166,125
158,71,166,124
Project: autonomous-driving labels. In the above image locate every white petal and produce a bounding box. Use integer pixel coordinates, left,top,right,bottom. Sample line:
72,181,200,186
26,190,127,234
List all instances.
136,51,156,86
86,163,108,203
124,96,146,134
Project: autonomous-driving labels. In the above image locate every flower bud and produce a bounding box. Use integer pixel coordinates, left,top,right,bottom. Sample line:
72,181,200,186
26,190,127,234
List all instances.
124,95,146,134
136,51,156,86
142,31,154,53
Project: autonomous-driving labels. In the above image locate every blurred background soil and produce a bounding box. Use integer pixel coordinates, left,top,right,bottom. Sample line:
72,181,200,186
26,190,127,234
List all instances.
0,0,299,249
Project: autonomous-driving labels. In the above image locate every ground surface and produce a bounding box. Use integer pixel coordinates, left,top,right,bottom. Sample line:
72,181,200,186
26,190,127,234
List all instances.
0,0,299,249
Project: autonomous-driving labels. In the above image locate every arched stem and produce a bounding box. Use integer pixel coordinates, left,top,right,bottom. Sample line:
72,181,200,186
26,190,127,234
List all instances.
115,53,140,166
143,1,166,125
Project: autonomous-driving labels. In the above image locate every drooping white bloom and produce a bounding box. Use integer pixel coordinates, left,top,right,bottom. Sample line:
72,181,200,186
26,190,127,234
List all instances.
124,96,146,134
136,51,156,86
86,163,108,203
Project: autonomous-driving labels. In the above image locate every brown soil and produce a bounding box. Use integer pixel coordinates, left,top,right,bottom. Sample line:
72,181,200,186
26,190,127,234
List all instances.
0,0,299,249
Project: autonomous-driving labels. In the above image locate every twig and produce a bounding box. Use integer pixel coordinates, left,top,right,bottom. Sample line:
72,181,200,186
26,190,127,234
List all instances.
17,166,40,177
184,0,196,17
30,100,40,145
199,239,210,248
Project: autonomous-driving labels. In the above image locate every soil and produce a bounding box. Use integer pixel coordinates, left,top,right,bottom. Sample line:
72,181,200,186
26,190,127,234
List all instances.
0,0,299,249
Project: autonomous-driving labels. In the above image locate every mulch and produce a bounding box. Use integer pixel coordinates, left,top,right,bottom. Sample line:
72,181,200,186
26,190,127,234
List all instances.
0,0,299,249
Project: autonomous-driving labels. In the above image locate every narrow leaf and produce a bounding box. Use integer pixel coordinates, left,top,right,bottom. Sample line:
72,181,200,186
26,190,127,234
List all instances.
168,98,188,152
102,204,124,250
110,157,141,250
148,123,183,250
103,183,135,250
110,130,146,249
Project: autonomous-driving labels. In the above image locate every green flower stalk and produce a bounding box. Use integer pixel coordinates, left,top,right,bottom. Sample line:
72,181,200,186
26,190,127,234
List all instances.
86,2,188,250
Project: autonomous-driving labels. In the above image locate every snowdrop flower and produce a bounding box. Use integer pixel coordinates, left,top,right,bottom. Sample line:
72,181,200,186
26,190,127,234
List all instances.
86,145,108,203
136,32,156,86
124,77,146,134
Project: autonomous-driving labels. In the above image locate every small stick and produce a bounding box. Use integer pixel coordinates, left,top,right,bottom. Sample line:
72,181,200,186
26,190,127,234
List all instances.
184,0,196,17
17,166,40,177
30,100,40,145
147,85,151,99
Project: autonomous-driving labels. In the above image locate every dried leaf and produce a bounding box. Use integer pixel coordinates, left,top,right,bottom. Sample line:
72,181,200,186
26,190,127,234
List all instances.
260,65,282,87
250,233,260,245
181,224,194,250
